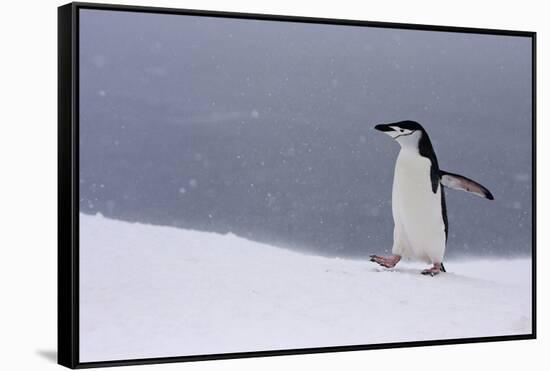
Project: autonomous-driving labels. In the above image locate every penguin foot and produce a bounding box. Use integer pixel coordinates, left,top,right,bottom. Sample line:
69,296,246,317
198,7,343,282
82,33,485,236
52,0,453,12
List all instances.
421,263,443,276
369,254,401,268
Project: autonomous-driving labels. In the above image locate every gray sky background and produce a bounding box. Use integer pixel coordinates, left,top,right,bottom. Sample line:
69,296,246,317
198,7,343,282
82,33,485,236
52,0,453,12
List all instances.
79,9,532,258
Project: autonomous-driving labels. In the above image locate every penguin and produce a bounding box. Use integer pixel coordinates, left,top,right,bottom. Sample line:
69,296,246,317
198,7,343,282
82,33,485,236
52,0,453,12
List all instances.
369,120,494,276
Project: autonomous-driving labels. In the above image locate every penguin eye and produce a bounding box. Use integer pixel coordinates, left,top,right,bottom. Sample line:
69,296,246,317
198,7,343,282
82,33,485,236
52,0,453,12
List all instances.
399,129,404,133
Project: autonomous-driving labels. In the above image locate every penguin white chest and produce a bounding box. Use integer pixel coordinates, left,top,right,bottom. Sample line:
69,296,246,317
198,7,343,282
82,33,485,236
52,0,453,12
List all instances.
391,150,446,262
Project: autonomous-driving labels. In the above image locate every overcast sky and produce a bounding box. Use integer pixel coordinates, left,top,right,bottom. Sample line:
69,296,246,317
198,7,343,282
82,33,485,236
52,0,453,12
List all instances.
79,9,533,258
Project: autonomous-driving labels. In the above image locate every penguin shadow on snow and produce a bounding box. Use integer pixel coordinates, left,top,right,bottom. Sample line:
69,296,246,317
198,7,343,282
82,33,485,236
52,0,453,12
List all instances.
366,265,497,286
368,265,444,278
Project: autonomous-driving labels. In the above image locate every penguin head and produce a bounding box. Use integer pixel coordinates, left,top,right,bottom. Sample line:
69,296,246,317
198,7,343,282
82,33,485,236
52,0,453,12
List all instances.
374,120,425,150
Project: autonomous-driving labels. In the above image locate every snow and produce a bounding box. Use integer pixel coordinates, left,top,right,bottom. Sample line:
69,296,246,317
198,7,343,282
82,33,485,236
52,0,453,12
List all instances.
80,213,532,362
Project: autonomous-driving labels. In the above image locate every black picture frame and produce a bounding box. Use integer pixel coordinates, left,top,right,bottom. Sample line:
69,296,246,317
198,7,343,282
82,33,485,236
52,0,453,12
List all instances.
58,2,537,368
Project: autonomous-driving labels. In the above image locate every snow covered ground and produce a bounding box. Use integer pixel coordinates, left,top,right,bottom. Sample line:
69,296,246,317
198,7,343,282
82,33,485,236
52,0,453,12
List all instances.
79,213,532,362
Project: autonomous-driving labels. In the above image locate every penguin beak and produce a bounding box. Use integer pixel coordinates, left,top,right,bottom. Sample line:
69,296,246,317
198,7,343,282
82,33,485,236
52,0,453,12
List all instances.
374,124,395,132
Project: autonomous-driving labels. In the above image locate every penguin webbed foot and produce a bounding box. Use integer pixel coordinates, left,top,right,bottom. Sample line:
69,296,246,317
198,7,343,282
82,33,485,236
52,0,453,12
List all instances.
421,269,438,277
369,254,401,269
421,263,444,277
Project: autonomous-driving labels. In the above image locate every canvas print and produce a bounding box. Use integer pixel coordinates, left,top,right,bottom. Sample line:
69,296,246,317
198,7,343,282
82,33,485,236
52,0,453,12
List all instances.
77,8,533,363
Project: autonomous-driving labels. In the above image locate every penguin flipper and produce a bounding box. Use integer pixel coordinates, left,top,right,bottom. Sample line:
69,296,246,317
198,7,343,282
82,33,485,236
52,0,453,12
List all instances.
439,170,494,200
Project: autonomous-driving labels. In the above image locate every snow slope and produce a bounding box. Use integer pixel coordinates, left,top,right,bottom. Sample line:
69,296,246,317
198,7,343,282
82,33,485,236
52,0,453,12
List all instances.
79,213,532,362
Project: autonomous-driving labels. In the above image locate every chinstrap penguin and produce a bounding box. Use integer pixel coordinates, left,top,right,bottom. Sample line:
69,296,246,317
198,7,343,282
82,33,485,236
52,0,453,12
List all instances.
370,120,494,276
